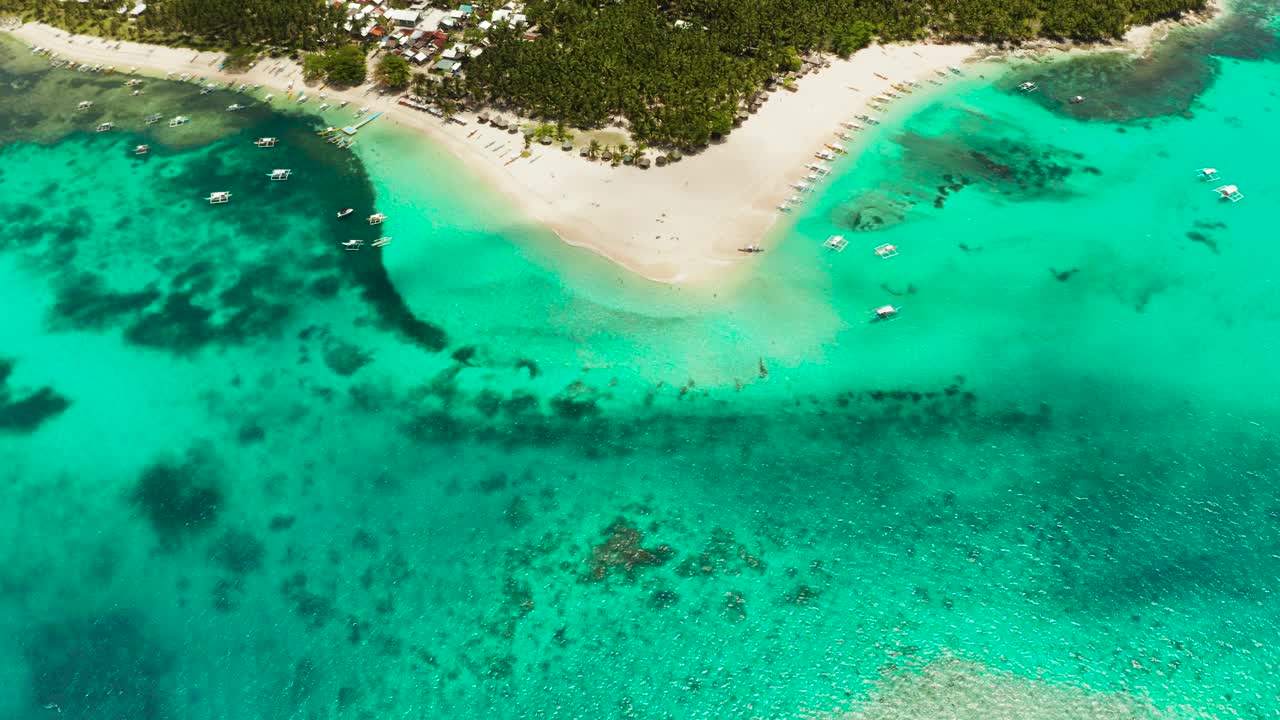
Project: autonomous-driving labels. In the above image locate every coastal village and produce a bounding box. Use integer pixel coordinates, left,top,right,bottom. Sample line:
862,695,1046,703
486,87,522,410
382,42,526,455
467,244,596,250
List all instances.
335,0,533,75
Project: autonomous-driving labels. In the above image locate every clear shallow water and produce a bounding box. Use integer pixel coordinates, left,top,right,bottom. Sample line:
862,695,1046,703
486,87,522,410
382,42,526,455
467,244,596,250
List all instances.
2,5,1280,719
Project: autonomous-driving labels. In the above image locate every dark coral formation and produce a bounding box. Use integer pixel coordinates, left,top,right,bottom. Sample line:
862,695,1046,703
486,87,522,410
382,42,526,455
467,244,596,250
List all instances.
0,357,71,433
25,611,173,720
675,528,766,578
131,452,224,545
588,521,673,580
208,529,266,575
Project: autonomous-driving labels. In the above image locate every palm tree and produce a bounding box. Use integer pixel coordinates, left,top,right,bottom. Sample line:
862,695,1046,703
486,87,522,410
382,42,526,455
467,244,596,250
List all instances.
587,139,601,159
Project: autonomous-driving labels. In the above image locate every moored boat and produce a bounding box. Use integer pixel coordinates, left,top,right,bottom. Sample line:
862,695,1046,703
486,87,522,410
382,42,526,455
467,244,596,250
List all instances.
337,208,354,219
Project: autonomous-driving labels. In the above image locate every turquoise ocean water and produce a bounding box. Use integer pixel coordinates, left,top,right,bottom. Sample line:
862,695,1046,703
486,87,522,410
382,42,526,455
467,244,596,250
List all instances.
2,3,1280,718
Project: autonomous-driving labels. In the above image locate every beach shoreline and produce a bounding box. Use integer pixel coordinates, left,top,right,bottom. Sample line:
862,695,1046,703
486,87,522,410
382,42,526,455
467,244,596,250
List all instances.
3,10,1220,285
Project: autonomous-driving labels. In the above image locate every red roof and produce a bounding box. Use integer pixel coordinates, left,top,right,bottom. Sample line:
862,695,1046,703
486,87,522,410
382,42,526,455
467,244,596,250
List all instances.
370,26,384,36
432,30,449,40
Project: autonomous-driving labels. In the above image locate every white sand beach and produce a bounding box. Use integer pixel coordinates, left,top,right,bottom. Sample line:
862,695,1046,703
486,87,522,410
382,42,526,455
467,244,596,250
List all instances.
3,17,1205,284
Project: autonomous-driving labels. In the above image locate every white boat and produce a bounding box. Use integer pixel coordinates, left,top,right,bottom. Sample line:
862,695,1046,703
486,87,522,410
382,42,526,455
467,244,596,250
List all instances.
1214,184,1244,202
870,304,900,321
823,235,848,252
226,103,245,112
145,113,162,124
815,149,836,161
168,115,189,127
737,245,764,253
318,103,330,111
339,100,349,108
96,122,113,132
200,86,212,95
77,100,93,110
874,243,899,259
355,106,369,117
1017,81,1038,93
267,169,292,181
236,83,247,92
297,94,308,104
342,239,363,250
207,191,231,204
264,94,274,103
254,137,277,148
949,65,962,74
824,143,847,154
792,180,814,192
372,237,392,248
805,163,831,175
368,213,387,226
1195,167,1220,181
337,208,354,219
134,144,150,155
842,121,863,130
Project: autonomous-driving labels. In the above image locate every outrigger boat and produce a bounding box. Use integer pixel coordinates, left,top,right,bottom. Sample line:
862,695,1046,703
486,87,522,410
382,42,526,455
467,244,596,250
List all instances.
96,122,113,132
1017,81,1038,92
297,94,308,104
134,144,150,156
368,213,387,226
354,106,369,118
874,243,899,259
145,113,162,125
125,78,142,87
168,115,189,127
815,149,836,161
317,126,337,136
1069,95,1086,104
207,191,231,204
1195,167,1220,181
823,235,849,252
267,169,292,181
254,137,277,148
1214,184,1244,202
77,100,93,110
339,100,350,108
200,85,213,95
337,208,354,219
372,237,392,248
824,143,847,154
342,239,364,250
737,245,764,253
226,103,245,112
264,94,274,103
805,163,831,176
842,121,863,130
870,304,901,321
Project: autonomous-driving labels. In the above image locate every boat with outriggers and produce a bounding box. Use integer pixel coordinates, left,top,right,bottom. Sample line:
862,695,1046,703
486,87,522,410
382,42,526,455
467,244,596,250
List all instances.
823,235,848,252
77,100,93,110
95,122,113,132
1195,167,1220,181
145,113,162,125
368,212,387,226
1069,95,1086,104
342,239,364,250
206,191,231,204
226,103,245,112
823,143,847,155
737,245,764,253
255,137,278,148
870,304,901,322
336,208,354,219
855,113,880,124
1017,81,1038,93
134,144,150,156
168,115,189,127
874,243,899,259
1214,184,1244,202
372,237,392,248
814,149,836,161
267,169,292,181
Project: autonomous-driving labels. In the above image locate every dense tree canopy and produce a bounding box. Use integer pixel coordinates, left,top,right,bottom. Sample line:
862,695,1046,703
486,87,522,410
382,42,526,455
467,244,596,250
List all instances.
376,54,412,89
304,45,368,86
8,0,346,50
465,0,1206,148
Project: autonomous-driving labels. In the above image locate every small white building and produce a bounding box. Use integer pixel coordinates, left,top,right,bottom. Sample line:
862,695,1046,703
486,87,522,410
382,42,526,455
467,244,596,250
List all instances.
386,8,419,27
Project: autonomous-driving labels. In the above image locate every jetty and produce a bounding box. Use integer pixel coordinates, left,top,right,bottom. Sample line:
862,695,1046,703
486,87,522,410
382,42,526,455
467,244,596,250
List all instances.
342,111,383,137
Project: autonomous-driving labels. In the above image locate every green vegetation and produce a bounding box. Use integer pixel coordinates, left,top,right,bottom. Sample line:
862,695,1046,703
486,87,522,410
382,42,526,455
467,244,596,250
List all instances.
303,45,368,86
223,46,258,72
3,0,345,50
465,0,1206,149
375,53,412,89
